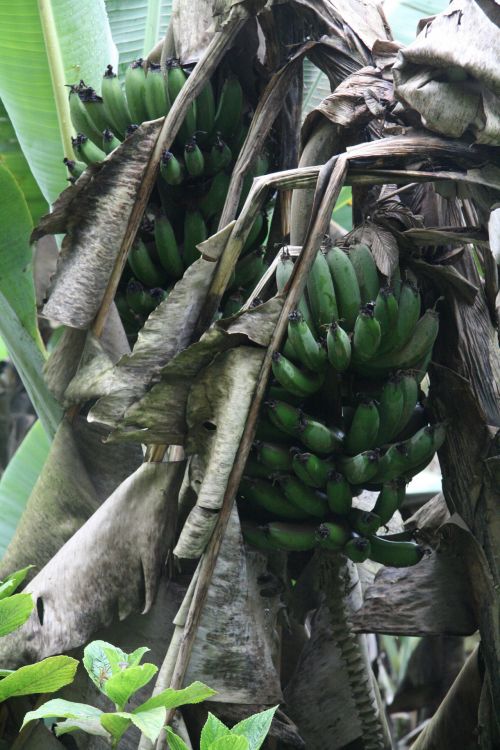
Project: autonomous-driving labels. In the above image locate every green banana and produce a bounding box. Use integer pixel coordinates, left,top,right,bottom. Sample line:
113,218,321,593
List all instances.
232,248,266,290
316,521,350,551
368,535,424,567
348,243,380,303
184,137,205,177
167,59,197,142
144,62,170,120
287,310,326,371
125,59,148,125
373,480,406,525
68,83,102,145
242,212,264,255
266,522,318,552
102,128,121,154
347,508,381,536
63,157,86,179
374,286,399,343
344,535,371,563
325,246,361,330
266,399,302,436
291,450,333,488
80,87,110,133
125,278,162,315
275,253,316,333
371,443,408,483
222,290,244,317
267,385,303,407
298,417,345,455
340,450,380,485
128,238,168,287
255,441,293,473
278,475,328,518
378,281,421,354
199,170,231,219
271,352,324,398
213,76,243,140
115,293,142,333
326,322,351,371
195,80,216,145
241,521,279,551
326,471,352,515
160,150,184,186
344,400,380,455
307,250,339,331
205,134,232,175
72,134,106,165
243,456,272,479
101,65,131,137
154,215,184,279
355,310,440,377
377,375,406,445
239,477,310,520
404,423,446,470
183,209,207,266
394,402,426,442
391,265,402,300
278,336,299,363
394,373,419,436
255,413,294,444
352,303,381,362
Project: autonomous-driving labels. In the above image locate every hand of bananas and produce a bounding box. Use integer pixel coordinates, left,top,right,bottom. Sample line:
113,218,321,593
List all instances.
239,244,445,568
65,61,271,338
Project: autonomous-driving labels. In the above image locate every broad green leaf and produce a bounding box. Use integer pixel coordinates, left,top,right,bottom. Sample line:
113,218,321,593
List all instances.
210,736,249,750
105,0,173,75
302,59,331,119
0,565,34,600
136,681,216,713
128,707,166,742
200,712,231,749
0,421,51,557
0,291,62,438
0,100,47,223
165,726,191,750
100,713,131,742
83,640,149,690
22,698,102,729
0,593,33,637
103,663,158,709
0,0,116,204
0,669,14,678
0,164,42,349
127,646,151,667
55,717,111,739
0,656,78,702
230,706,278,750
387,0,448,46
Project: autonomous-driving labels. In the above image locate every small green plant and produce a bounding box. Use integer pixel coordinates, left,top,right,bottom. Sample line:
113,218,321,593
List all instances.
21,638,277,748
0,566,78,701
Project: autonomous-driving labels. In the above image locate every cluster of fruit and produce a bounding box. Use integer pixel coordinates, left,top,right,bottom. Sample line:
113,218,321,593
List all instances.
240,243,445,567
64,59,271,336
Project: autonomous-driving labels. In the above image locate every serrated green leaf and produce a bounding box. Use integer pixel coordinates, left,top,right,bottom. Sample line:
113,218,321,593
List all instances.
0,100,47,223
0,565,34,600
100,712,131,742
230,706,278,750
129,707,166,742
165,726,191,750
0,0,116,204
200,712,231,749
209,736,249,750
0,291,62,438
103,663,158,709
136,681,216,713
127,646,150,667
83,640,129,689
0,593,33,637
0,657,78,702
22,698,102,729
0,421,51,557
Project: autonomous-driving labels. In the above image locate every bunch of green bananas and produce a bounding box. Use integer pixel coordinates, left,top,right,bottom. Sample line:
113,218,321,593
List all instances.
239,243,445,568
65,61,271,337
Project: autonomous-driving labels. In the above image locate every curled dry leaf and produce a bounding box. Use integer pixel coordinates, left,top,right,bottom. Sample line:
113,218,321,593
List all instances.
34,122,162,329
0,417,142,581
182,506,283,704
346,220,399,278
0,461,184,668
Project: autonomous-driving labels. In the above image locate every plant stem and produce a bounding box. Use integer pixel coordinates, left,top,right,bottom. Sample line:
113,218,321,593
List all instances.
37,0,74,159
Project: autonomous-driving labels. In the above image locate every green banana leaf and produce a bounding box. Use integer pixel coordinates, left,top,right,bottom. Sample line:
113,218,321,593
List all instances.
0,0,116,205
105,0,173,75
302,59,331,119
386,0,448,46
0,421,50,558
0,100,47,224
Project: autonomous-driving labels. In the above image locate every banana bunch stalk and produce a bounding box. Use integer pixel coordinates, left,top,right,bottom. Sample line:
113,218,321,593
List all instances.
65,60,272,340
239,242,445,569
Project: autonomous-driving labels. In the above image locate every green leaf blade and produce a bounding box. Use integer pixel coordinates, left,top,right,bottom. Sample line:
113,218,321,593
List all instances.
0,565,34,600
1,657,79,702
103,663,158,709
136,681,216,713
230,706,278,750
22,698,102,729
210,736,249,750
200,712,231,749
0,593,33,637
129,707,166,742
165,726,191,750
